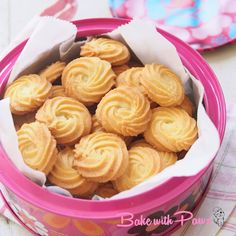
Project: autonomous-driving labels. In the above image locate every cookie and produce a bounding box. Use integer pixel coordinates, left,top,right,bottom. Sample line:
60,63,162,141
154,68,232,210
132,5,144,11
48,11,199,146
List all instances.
96,86,151,136
48,147,98,197
17,122,58,175
80,38,130,66
113,146,161,191
144,107,198,152
140,64,184,106
62,57,115,105
40,61,66,83
4,74,51,115
36,97,91,145
74,132,129,183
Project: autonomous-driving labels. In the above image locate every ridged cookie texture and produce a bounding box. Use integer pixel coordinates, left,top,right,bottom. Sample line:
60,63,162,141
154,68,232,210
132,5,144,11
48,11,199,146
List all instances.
74,132,129,183
96,86,151,136
36,97,91,145
144,107,198,152
40,61,66,83
140,64,184,106
113,146,161,191
4,74,51,115
48,147,98,197
80,38,130,66
62,57,115,105
17,122,58,175
116,67,145,94
49,86,66,99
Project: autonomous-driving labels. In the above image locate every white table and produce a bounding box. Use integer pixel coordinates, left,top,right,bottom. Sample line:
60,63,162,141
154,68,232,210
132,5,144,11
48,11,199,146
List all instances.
0,1,235,235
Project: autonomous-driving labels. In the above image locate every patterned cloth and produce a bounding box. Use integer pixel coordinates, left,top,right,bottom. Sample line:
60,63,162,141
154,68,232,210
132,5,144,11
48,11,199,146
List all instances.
0,1,236,235
109,0,236,51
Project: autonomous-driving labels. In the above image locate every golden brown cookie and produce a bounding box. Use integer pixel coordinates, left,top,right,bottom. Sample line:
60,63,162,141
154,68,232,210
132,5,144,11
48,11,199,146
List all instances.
91,115,133,145
140,64,184,106
131,139,177,170
95,182,118,198
144,107,198,152
40,61,66,83
112,64,130,76
35,97,91,145
179,95,195,116
17,122,58,175
113,146,161,192
159,152,178,170
62,57,115,105
74,132,129,183
49,86,66,99
4,74,51,115
131,139,152,148
48,147,98,197
96,86,151,136
80,38,130,66
116,67,145,94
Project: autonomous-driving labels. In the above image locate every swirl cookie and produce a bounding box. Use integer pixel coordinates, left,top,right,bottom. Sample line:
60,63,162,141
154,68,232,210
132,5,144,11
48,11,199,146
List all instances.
48,147,98,197
91,115,132,145
49,86,66,99
140,64,184,106
4,74,51,115
35,97,91,145
80,38,130,66
179,95,195,116
74,132,129,183
40,61,66,83
96,86,151,136
116,67,145,94
131,140,177,170
62,57,115,105
17,122,58,175
112,64,129,76
131,139,152,148
144,107,198,152
159,152,178,170
95,182,118,198
113,146,161,191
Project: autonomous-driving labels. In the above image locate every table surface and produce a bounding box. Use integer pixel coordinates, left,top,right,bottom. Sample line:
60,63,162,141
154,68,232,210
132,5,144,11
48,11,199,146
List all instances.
0,0,236,235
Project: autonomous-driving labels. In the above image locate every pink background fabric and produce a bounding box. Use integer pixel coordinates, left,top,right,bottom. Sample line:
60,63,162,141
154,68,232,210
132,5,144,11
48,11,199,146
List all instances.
110,0,236,51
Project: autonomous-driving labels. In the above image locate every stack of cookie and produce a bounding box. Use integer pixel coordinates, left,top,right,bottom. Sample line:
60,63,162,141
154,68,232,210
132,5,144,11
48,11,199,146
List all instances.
4,37,198,199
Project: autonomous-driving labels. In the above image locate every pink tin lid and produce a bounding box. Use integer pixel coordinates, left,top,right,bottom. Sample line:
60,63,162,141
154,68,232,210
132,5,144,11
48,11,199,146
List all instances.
0,18,226,219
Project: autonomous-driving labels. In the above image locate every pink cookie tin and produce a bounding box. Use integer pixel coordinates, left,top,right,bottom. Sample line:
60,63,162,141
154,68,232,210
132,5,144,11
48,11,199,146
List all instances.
0,18,226,236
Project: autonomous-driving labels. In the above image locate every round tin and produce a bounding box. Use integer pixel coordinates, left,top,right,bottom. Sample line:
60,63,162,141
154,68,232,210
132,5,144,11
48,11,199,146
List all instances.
0,18,226,236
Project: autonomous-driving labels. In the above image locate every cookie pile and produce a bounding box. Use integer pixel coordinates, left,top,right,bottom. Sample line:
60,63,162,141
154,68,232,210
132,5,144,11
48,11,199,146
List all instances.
4,37,198,198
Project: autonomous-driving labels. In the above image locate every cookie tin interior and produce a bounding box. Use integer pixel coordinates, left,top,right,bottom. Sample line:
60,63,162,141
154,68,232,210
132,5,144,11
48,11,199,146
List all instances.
0,18,226,219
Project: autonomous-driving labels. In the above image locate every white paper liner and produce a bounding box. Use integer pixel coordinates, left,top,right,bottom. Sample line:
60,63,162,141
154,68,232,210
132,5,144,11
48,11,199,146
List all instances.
0,17,220,200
